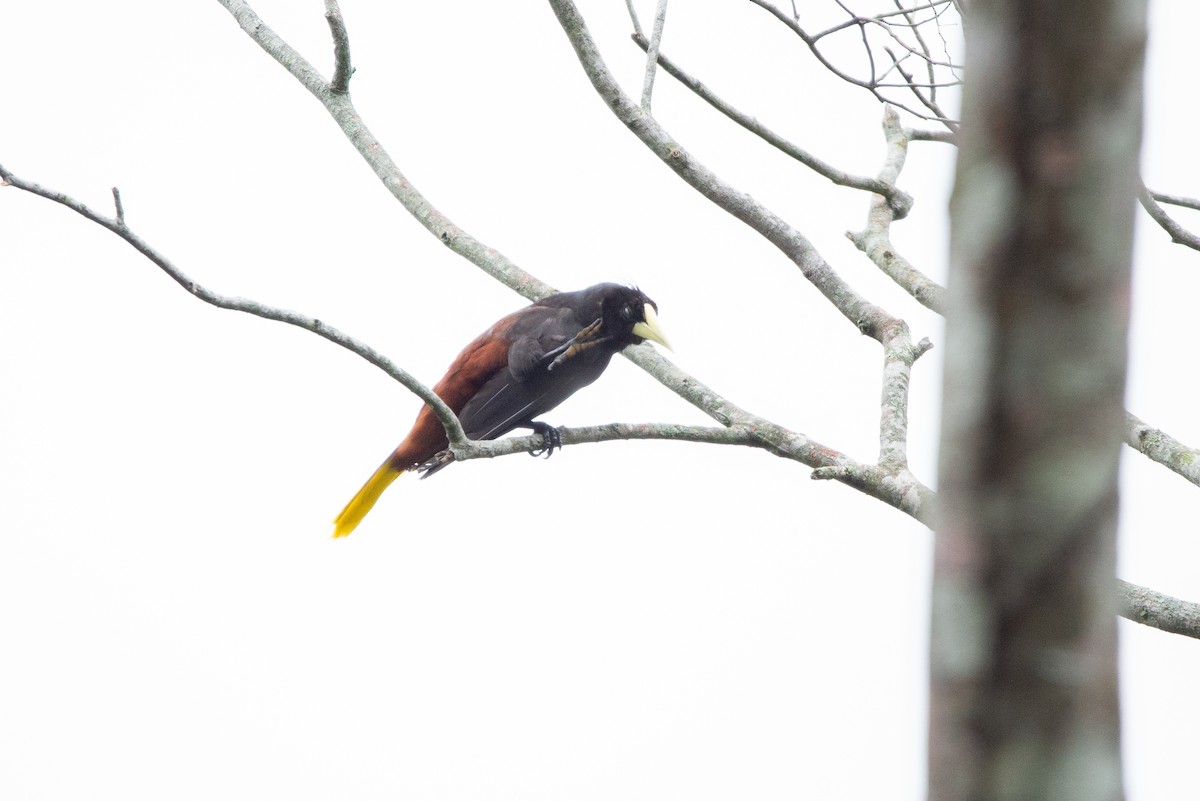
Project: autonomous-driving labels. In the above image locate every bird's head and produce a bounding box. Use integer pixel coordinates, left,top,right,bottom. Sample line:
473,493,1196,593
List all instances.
599,285,672,351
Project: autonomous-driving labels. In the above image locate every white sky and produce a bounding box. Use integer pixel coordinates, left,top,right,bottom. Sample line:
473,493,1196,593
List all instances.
2,2,1197,799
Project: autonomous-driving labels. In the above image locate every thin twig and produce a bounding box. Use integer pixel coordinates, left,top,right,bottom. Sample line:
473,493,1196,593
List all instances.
744,0,960,128
1124,412,1200,488
1139,183,1200,251
623,0,644,37
558,2,909,346
847,107,947,312
908,127,956,143
217,0,554,302
640,0,669,112
875,0,956,22
1149,189,1200,212
630,33,913,217
883,46,958,130
111,187,126,228
0,162,469,446
323,0,352,94
1118,580,1200,639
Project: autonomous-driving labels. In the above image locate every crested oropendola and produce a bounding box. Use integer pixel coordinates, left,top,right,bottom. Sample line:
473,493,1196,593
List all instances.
332,283,671,537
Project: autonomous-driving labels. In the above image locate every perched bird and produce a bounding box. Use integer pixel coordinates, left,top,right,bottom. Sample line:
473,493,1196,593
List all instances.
332,283,671,537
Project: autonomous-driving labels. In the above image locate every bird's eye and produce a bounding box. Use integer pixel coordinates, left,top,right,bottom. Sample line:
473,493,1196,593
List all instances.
621,303,633,319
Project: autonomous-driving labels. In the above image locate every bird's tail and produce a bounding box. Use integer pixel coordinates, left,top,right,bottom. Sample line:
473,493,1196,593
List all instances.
332,460,404,538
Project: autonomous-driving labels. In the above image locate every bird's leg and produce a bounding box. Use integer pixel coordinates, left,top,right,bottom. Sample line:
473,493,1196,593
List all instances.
417,449,456,479
539,318,610,372
525,421,562,458
549,334,614,371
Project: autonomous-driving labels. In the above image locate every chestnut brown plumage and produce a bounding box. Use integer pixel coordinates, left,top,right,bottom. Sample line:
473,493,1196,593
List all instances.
332,283,671,537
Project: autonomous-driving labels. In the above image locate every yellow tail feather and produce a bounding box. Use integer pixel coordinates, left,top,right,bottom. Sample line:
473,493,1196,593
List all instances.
332,461,404,538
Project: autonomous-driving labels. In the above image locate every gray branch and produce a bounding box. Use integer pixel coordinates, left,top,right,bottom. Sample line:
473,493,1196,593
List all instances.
847,106,947,313
630,32,913,218
743,0,959,127
1149,189,1200,212
639,0,668,112
1118,580,1200,639
323,0,352,94
1139,182,1200,252
550,0,905,348
0,163,468,447
1124,412,1200,487
217,0,555,303
907,127,956,143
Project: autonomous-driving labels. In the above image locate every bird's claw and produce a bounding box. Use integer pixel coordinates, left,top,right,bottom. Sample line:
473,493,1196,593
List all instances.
527,422,561,459
417,449,455,479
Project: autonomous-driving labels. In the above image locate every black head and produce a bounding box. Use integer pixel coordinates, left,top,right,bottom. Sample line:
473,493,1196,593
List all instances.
537,283,672,350
596,285,671,349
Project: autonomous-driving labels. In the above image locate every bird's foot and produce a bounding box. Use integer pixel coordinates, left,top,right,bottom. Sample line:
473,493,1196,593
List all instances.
417,449,456,479
527,421,561,459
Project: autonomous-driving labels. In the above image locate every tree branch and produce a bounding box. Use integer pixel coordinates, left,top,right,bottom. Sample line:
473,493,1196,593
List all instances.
848,106,947,313
1118,580,1200,639
216,0,555,302
452,422,776,462
323,0,352,94
878,327,934,468
639,0,669,112
743,0,960,127
1124,412,1200,488
552,0,904,349
0,162,468,448
630,32,913,218
1148,189,1200,212
1139,182,1200,252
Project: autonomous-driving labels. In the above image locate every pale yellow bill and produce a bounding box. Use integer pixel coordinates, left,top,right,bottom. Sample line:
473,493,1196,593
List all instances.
632,303,672,351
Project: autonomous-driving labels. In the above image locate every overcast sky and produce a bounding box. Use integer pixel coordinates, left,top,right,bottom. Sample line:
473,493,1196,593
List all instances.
2,2,1198,799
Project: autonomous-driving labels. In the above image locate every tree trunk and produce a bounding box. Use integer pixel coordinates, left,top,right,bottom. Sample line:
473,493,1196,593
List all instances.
932,2,1147,799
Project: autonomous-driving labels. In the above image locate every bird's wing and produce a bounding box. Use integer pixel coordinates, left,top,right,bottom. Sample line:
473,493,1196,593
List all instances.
456,307,577,439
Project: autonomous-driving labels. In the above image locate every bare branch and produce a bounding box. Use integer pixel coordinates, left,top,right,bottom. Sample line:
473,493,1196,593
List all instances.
0,163,469,447
1119,580,1200,640
631,33,912,217
847,107,947,312
639,0,669,112
878,327,934,468
883,46,958,128
554,1,906,347
907,126,956,143
623,0,644,37
323,0,352,94
744,0,960,127
216,0,555,302
895,0,937,102
450,421,775,463
111,186,126,228
875,1,957,22
1139,182,1200,251
1149,189,1200,212
1125,412,1200,488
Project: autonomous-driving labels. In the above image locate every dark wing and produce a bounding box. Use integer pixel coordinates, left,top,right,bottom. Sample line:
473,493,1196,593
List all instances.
457,306,617,442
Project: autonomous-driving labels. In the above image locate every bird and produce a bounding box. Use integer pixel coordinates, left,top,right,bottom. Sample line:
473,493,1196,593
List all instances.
332,283,671,538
